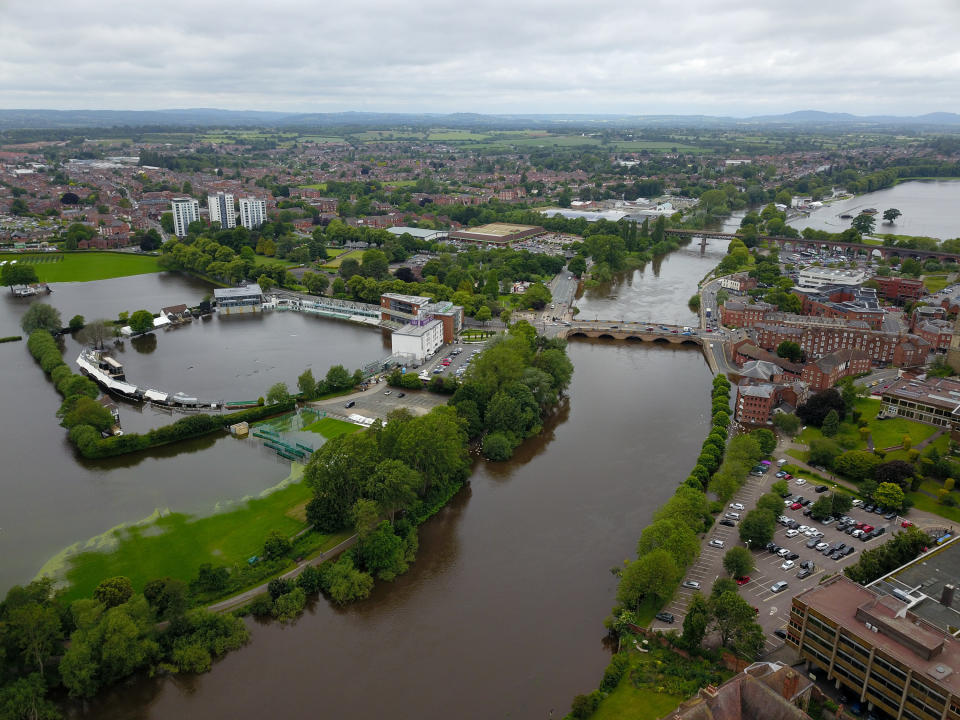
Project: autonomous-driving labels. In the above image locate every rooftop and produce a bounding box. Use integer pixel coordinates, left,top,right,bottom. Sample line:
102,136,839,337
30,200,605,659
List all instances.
382,292,432,305
393,319,441,337
214,284,262,298
795,574,960,693
882,376,960,415
386,226,446,239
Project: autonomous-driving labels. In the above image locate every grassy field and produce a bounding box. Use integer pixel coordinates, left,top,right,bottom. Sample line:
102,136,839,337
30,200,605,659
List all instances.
252,254,298,267
321,249,365,269
298,183,327,191
44,464,325,601
297,136,347,144
593,682,682,720
924,274,952,293
4,252,161,282
797,398,938,452
427,130,492,141
304,417,360,438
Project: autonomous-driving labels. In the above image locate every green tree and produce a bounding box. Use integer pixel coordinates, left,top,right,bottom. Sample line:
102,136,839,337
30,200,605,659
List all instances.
834,450,882,481
852,213,875,235
475,305,492,326
20,303,61,334
723,546,754,579
323,557,374,605
883,208,902,224
751,429,776,455
809,495,834,521
520,282,552,310
568,256,587,277
0,673,61,720
302,272,329,295
58,396,114,432
297,368,316,399
739,509,776,547
142,577,187,620
68,314,85,332
636,519,700,568
681,593,711,649
821,409,840,438
369,458,421,523
92,576,134,608
776,341,803,363
616,549,680,611
128,309,154,334
266,382,291,405
710,590,757,649
772,412,801,435
6,602,62,678
2,262,40,289
262,530,292,559
325,364,353,391
874,482,906,510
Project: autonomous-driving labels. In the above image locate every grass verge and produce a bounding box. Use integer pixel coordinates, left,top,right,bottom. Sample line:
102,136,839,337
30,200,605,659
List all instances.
304,417,361,438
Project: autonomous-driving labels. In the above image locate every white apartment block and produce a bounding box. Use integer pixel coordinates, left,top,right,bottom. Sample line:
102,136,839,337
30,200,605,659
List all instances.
238,197,267,230
170,197,200,237
207,193,236,229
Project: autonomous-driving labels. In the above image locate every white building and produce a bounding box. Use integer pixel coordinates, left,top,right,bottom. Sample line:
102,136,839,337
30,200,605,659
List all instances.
796,267,868,291
391,319,443,363
238,197,267,230
207,193,235,229
170,197,200,237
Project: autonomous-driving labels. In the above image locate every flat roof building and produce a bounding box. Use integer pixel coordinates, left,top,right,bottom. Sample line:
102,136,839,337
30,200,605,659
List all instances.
214,284,264,315
391,319,443,363
788,570,960,720
796,267,867,291
448,222,543,246
881,376,960,436
170,197,199,237
238,197,267,230
207,193,236,229
386,226,448,242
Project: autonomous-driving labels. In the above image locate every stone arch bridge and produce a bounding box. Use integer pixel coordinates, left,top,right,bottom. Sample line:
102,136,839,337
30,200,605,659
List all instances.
556,320,719,372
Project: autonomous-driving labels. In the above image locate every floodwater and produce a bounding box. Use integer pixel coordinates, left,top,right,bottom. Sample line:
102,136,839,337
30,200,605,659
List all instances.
71,247,722,719
787,180,960,240
0,273,388,593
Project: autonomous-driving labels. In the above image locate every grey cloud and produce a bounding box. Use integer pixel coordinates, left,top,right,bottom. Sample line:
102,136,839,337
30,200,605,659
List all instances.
0,0,958,114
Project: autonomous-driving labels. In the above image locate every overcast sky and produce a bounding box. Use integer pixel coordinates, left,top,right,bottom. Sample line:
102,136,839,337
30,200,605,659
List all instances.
1,0,959,116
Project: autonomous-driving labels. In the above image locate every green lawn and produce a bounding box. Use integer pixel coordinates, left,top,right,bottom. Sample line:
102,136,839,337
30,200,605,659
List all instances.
907,489,960,524
5,252,161,282
869,416,939,450
252,254,298,267
297,183,328,190
924,274,952,293
321,249,365,269
798,398,939,452
42,464,325,601
304,417,360,438
592,681,682,720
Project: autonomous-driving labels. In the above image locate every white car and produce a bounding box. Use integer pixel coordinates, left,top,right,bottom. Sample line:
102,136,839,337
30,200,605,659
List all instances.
784,499,795,506
781,560,796,570
785,529,799,538
804,529,817,537
852,499,864,507
798,525,810,533
777,548,791,557
708,539,725,548
795,478,807,486
730,503,745,511
816,542,829,551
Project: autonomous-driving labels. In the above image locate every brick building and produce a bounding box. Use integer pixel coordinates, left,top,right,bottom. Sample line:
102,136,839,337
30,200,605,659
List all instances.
801,348,871,391
720,300,776,328
735,379,808,425
797,286,884,330
874,275,926,303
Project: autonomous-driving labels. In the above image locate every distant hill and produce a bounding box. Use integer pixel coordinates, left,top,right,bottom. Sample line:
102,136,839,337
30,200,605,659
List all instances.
0,108,958,131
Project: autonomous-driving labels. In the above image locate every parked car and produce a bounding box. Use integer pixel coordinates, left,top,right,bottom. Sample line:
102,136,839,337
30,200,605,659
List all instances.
736,576,751,585
796,568,812,579
902,520,915,528
795,478,807,485
777,548,791,557
725,512,741,520
862,525,874,534
655,612,675,623
719,519,736,527
785,529,799,538
815,485,829,493
843,546,856,557
770,544,782,554
884,511,897,520
791,502,802,510
774,629,788,639
806,538,819,548
708,539,725,548
816,542,829,551
682,581,701,590
821,517,835,526
786,552,799,560
775,471,787,478
864,504,875,513
771,581,789,593
781,560,796,570
730,503,745,511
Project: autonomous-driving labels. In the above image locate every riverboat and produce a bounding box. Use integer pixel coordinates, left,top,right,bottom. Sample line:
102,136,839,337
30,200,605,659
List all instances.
839,213,852,219
861,208,878,215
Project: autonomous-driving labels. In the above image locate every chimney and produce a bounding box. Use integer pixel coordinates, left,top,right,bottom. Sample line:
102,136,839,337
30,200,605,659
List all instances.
942,584,956,608
782,670,800,700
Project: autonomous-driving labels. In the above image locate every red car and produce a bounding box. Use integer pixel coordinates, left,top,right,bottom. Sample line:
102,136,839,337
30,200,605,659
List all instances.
735,576,750,585
782,474,793,480
790,502,802,510
901,520,915,528
855,522,866,530
441,360,451,366
862,525,875,533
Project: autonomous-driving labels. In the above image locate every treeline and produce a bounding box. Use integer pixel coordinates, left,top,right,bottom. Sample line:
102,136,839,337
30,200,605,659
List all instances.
844,527,931,584
26,329,297,459
613,375,732,624
139,148,244,172
0,576,248,714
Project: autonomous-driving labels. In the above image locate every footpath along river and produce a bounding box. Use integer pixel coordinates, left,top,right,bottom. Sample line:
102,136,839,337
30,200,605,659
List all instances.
73,242,724,719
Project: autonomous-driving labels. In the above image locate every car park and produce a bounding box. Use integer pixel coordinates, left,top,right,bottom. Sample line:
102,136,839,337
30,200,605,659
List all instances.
682,581,701,589
708,539,724,548
771,581,789,593
655,612,675,623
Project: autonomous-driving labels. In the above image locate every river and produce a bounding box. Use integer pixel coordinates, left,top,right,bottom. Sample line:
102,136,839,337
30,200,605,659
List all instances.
787,179,960,240
0,273,389,593
54,247,721,719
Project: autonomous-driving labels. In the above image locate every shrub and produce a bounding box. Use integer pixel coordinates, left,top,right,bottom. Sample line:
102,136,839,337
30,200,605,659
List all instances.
482,431,517,461
267,578,293,600
599,652,630,692
296,565,322,594
247,594,274,617
272,587,306,622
